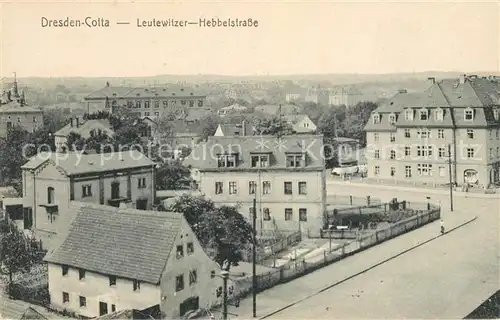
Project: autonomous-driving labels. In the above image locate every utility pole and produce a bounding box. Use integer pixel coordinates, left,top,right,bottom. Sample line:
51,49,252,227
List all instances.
252,197,257,318
447,144,454,212
221,269,229,320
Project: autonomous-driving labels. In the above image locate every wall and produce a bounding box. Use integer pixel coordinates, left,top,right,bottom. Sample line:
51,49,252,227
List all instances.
0,111,44,137
199,170,326,237
47,264,161,318
159,218,222,318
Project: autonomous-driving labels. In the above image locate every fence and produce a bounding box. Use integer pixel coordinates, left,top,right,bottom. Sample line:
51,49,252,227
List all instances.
241,231,302,264
233,206,440,299
327,194,382,207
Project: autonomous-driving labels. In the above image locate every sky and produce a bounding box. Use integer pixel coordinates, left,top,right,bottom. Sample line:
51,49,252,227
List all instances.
1,0,499,77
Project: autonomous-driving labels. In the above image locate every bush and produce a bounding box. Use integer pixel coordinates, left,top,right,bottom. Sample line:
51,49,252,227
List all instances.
5,282,50,305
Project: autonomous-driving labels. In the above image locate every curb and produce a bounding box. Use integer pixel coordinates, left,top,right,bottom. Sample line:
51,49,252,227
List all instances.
258,216,478,319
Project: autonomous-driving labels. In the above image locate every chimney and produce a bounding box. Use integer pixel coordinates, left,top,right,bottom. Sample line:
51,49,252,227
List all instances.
76,117,80,128
427,77,435,85
241,120,246,136
70,118,74,127
106,81,110,87
459,74,467,84
397,89,407,94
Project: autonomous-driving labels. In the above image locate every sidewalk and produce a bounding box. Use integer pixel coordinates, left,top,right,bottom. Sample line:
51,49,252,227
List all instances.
223,209,476,319
327,179,500,199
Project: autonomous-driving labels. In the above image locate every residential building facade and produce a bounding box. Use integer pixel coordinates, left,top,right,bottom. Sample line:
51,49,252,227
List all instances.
44,202,222,318
282,114,317,133
54,117,114,152
184,134,327,237
364,75,500,188
329,86,364,107
84,83,207,118
21,151,156,249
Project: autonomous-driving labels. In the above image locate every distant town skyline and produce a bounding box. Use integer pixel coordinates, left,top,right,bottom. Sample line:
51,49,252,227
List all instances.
1,1,498,78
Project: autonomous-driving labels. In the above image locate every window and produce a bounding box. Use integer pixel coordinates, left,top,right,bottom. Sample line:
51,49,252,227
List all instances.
109,276,116,286
144,101,150,108
135,100,141,108
79,269,85,280
189,270,197,285
249,181,256,194
33,116,37,123
404,109,413,121
417,146,432,157
374,166,380,176
229,181,237,195
284,182,292,195
176,275,184,292
63,292,69,304
405,166,412,178
163,100,168,107
47,187,55,204
211,271,216,278
467,148,475,159
467,129,474,139
62,265,68,276
263,208,271,221
285,208,293,221
418,129,431,139
217,154,237,168
389,114,396,124
405,146,411,156
438,129,444,139
374,150,380,159
299,209,307,222
251,155,269,168
404,129,411,138
435,108,444,121
79,296,86,307
286,154,304,167
298,182,307,195
390,133,395,142
144,112,151,117
17,116,21,123
419,109,429,120
189,100,194,107
215,182,223,195
390,150,396,160
489,130,493,140
133,280,141,292
390,167,396,177
82,185,92,197
154,100,159,108
497,147,499,157
373,133,379,142
262,181,271,195
176,245,184,259
417,164,432,176
464,108,474,121
198,100,204,107
138,177,146,188
181,100,186,105
187,242,194,255
438,148,446,158
438,166,446,177
373,114,380,124
112,304,116,312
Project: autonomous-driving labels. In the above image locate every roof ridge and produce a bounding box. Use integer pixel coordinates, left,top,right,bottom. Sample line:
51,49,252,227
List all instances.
70,201,183,218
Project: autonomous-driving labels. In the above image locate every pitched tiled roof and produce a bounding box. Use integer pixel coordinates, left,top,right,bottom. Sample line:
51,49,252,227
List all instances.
254,104,303,116
21,150,155,175
0,101,43,113
217,122,254,136
124,86,205,99
54,119,114,138
184,134,325,171
85,86,134,99
44,202,184,284
184,108,213,122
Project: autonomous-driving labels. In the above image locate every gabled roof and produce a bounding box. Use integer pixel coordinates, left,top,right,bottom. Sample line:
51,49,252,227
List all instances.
85,86,134,99
44,202,184,284
54,119,114,138
21,150,155,175
254,104,303,116
184,108,213,122
282,114,310,124
217,122,254,136
0,101,43,113
124,86,205,99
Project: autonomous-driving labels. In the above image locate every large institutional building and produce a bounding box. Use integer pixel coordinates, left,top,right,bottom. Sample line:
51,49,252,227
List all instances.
364,75,500,188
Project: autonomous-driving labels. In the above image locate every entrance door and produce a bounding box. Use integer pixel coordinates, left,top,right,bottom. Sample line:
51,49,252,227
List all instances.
464,169,479,184
99,301,108,316
136,199,148,210
111,182,120,199
23,207,33,229
179,296,199,317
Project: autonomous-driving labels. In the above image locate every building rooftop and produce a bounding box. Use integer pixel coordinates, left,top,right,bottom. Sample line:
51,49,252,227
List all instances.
217,122,255,136
254,104,303,116
0,101,43,114
44,202,185,284
85,86,135,99
54,118,114,138
21,150,155,176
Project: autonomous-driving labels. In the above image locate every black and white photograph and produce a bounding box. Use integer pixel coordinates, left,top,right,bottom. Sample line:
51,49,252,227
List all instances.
0,1,498,319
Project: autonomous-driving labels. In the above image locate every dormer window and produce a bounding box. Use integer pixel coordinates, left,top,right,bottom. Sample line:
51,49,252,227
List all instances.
251,154,270,168
464,108,474,121
435,108,444,121
419,108,429,121
217,154,237,168
388,113,396,125
286,152,305,168
404,109,413,121
373,113,380,124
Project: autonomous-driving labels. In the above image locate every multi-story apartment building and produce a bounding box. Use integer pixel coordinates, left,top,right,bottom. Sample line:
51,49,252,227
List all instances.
329,86,364,107
54,116,114,152
44,202,221,318
0,78,43,137
21,150,156,249
364,75,500,188
184,134,327,237
84,83,206,117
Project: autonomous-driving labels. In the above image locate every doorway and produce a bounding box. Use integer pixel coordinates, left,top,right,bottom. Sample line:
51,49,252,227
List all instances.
136,199,148,210
464,169,479,185
179,296,199,317
99,301,108,316
111,182,120,199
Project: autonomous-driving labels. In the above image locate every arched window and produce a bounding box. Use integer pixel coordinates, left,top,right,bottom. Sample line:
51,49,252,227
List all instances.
47,187,55,204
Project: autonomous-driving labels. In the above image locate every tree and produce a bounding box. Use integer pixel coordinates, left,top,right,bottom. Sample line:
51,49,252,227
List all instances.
42,108,70,134
0,126,32,186
86,132,113,153
66,132,86,151
155,161,192,190
254,117,293,136
200,115,219,140
167,196,253,271
0,221,36,284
